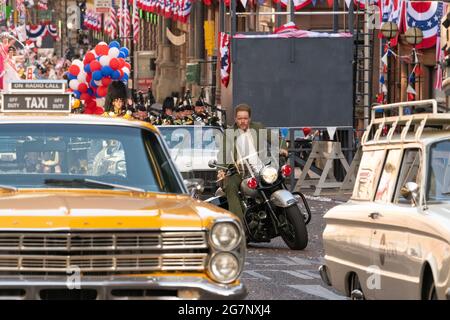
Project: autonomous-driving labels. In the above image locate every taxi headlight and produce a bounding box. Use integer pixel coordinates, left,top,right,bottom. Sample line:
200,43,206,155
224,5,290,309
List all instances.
209,252,240,284
261,166,278,184
210,222,240,251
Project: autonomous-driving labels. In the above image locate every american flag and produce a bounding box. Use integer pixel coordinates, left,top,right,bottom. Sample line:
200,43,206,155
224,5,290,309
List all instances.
380,0,405,46
434,2,448,90
119,0,131,46
133,0,140,42
344,0,379,10
273,0,311,11
405,0,444,50
219,32,231,88
38,0,48,10
107,5,118,39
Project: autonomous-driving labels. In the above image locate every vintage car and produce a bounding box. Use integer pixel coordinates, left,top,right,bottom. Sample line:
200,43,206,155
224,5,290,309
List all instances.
320,100,450,300
157,125,223,195
0,88,246,300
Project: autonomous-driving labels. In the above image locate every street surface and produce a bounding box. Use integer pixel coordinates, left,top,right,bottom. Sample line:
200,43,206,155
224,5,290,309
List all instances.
243,193,348,300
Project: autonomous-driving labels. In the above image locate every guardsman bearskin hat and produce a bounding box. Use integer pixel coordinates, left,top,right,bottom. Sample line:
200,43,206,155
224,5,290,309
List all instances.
104,81,128,112
162,97,175,111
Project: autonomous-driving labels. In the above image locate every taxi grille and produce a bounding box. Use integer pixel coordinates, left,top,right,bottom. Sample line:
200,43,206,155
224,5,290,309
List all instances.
0,231,208,274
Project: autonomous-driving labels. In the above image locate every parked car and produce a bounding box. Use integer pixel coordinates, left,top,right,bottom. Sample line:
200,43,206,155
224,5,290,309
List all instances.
157,125,223,195
0,89,246,300
320,100,450,300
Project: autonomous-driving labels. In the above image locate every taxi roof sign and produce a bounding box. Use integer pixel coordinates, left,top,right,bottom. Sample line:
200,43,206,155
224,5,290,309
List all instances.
8,80,66,93
1,81,72,113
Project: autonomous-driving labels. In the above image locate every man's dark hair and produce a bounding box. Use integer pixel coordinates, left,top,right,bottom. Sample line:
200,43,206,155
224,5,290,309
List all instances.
235,103,252,117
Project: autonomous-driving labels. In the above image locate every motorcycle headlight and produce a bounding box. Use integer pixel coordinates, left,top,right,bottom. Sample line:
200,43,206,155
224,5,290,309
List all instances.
210,222,240,251
261,166,278,184
209,252,240,284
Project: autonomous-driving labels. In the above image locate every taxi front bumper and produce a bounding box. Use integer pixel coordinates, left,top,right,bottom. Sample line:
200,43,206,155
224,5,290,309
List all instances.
0,275,247,300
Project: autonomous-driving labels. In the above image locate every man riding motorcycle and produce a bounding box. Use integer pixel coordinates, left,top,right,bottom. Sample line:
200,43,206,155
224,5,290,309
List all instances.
217,103,288,221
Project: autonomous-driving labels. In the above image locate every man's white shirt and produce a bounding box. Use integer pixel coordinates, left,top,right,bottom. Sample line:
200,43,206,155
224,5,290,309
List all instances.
235,129,263,175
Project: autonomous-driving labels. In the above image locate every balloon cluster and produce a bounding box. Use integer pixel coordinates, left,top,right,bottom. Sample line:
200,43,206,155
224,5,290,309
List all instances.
66,41,131,114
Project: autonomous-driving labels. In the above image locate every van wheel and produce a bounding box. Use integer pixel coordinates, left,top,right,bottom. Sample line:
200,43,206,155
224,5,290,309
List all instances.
423,277,438,300
349,273,364,300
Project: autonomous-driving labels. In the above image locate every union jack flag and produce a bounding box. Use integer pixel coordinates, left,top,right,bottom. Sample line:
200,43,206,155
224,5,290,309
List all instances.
404,0,444,50
219,32,231,88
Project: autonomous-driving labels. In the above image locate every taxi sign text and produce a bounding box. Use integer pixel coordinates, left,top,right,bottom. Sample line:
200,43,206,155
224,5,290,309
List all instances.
11,82,65,91
1,94,71,113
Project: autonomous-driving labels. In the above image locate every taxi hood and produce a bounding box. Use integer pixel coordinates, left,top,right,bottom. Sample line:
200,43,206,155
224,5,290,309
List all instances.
0,190,233,230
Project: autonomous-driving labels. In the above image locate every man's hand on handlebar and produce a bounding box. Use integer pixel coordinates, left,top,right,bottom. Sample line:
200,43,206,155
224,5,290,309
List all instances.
279,148,289,157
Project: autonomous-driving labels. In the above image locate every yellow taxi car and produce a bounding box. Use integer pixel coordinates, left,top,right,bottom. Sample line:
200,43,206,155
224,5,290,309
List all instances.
0,81,246,300
320,100,450,300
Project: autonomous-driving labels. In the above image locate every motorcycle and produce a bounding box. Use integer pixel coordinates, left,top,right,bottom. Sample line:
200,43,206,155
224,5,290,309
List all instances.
205,157,311,250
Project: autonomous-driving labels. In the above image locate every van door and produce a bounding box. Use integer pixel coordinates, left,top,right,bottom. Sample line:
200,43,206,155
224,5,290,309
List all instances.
335,149,386,298
370,148,421,299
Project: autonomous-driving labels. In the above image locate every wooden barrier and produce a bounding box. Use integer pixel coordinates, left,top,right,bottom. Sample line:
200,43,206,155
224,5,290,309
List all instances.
294,141,350,196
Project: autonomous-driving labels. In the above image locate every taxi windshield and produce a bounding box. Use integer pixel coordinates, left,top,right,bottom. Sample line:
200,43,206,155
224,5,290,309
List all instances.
427,139,450,203
0,124,183,194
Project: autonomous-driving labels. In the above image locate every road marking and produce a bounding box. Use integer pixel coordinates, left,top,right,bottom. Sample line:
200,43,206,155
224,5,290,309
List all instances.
243,270,272,280
288,285,347,300
281,270,315,280
298,270,321,279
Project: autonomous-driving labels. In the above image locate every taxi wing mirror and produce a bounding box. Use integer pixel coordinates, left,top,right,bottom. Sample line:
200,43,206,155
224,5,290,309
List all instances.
400,182,419,206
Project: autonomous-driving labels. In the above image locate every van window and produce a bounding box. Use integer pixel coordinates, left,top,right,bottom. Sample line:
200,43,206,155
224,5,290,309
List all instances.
394,149,421,204
375,149,402,203
427,140,450,203
352,150,385,201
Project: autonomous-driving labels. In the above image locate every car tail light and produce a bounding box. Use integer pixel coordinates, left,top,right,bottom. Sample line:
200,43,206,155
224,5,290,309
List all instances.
247,177,258,189
281,164,292,178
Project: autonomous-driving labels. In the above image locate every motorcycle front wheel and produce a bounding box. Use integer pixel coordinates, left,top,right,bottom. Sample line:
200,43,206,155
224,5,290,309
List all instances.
279,205,308,250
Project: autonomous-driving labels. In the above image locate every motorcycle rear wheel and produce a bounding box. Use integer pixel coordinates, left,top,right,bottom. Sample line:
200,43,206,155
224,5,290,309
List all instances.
279,205,308,250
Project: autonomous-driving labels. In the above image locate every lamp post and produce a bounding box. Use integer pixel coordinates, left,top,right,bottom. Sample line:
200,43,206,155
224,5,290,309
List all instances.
379,22,399,104
380,22,399,40
404,27,423,102
404,27,424,46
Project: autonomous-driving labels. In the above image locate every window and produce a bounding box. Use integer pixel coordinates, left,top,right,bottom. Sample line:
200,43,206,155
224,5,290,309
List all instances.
394,149,421,204
375,149,402,203
0,124,183,194
427,140,450,203
352,149,385,201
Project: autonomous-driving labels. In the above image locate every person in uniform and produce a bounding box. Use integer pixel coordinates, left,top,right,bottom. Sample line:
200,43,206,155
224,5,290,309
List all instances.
173,105,184,125
104,81,129,118
160,97,175,125
182,103,194,125
193,100,209,125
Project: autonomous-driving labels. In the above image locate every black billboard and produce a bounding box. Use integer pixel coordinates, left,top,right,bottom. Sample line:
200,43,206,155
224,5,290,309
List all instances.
232,37,353,127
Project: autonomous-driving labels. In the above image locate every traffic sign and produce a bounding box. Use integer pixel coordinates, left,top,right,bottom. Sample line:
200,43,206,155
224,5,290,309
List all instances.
95,0,111,13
